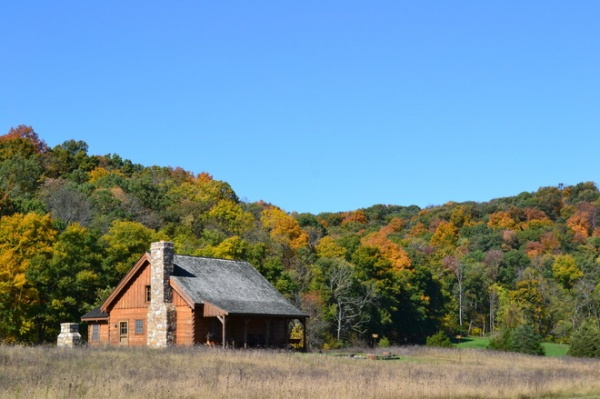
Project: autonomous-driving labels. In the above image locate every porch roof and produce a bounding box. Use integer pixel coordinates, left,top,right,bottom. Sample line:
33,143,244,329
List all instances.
170,255,307,318
81,307,109,321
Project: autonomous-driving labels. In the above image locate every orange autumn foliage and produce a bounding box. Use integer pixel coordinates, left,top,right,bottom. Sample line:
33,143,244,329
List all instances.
567,211,591,243
361,222,411,270
525,241,544,258
408,221,428,238
540,232,561,254
488,211,516,230
341,210,368,225
379,217,405,235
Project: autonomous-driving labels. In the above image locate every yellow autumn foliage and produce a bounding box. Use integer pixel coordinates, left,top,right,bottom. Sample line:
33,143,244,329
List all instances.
315,236,347,259
261,207,309,250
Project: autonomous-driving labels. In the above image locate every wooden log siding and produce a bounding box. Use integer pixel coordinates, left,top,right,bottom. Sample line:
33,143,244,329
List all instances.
203,302,227,317
104,265,151,346
87,322,109,345
113,266,151,309
173,290,194,345
108,307,149,346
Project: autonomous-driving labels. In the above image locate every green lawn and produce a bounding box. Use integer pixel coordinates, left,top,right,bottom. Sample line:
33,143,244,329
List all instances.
453,336,569,357
543,342,569,357
453,336,489,349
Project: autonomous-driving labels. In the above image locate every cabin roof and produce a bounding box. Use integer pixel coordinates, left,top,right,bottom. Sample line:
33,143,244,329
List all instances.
171,255,307,317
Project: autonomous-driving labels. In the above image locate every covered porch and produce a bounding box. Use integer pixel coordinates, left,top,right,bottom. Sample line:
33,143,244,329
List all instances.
195,313,307,351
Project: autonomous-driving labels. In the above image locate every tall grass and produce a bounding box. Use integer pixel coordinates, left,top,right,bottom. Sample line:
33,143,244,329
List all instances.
1,344,599,399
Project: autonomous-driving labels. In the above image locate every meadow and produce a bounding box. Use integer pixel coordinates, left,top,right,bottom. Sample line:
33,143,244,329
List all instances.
453,336,570,357
1,345,600,399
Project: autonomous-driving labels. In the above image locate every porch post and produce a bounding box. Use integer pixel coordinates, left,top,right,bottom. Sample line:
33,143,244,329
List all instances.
217,315,226,348
223,316,226,348
264,319,271,347
301,317,307,352
243,318,249,349
284,319,289,347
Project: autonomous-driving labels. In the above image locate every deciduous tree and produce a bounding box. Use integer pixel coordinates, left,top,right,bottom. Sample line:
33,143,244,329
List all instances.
0,213,56,342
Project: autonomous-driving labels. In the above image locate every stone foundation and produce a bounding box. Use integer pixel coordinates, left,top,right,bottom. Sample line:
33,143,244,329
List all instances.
57,323,81,348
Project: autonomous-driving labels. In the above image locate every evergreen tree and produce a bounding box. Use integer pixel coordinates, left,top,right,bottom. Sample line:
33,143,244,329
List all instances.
568,319,600,358
488,323,544,356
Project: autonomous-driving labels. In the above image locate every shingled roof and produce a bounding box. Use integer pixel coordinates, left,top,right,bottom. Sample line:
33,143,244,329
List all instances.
81,307,108,321
171,255,307,318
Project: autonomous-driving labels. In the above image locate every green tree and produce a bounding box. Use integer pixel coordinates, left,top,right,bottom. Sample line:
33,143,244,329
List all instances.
0,154,43,200
352,245,439,344
314,257,377,341
498,250,530,288
426,330,452,347
509,323,545,355
45,139,98,181
489,323,544,356
568,319,600,358
27,223,103,342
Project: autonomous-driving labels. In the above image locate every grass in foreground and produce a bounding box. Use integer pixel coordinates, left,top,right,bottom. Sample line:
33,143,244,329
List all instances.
1,344,599,399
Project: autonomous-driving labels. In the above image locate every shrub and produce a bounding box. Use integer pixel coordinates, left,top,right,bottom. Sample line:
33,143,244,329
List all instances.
470,327,483,336
378,336,391,348
426,331,452,348
568,319,600,358
509,324,544,356
322,338,345,350
488,330,511,351
488,323,544,356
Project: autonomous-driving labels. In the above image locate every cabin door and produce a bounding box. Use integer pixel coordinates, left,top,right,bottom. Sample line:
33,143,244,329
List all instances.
119,321,128,345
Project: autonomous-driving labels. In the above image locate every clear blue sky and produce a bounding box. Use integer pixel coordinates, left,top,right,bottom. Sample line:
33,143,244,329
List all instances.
1,2,599,214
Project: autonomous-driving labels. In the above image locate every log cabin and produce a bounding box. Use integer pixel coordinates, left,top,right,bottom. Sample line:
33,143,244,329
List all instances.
81,241,308,350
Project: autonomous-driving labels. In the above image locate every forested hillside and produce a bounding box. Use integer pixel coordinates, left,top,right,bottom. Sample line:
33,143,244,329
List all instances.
1,125,599,348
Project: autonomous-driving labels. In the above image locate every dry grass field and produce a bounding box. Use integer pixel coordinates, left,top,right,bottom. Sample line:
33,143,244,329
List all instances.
1,345,600,399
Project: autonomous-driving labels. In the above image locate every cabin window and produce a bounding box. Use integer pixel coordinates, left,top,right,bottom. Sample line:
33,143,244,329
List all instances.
92,324,99,341
135,320,144,334
145,285,151,302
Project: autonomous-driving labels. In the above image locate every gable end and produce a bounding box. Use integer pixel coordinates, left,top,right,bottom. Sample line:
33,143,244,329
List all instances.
100,253,151,313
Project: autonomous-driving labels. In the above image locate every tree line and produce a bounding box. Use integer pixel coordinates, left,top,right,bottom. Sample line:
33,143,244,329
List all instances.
1,125,599,350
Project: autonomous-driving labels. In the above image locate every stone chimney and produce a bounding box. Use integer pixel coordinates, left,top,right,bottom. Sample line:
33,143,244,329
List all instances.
57,323,81,348
147,241,176,348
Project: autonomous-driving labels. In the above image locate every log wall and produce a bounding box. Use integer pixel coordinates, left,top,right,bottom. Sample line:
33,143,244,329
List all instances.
87,322,109,346
173,289,194,345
